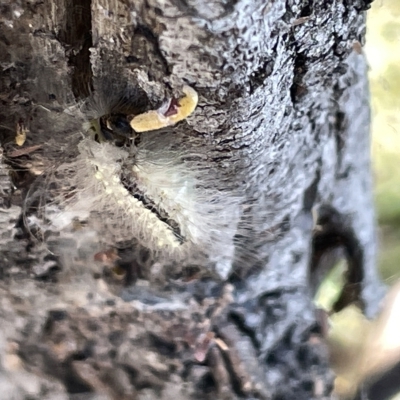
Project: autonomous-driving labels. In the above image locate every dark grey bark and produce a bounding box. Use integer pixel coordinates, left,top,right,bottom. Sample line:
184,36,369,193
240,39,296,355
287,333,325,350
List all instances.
0,0,384,399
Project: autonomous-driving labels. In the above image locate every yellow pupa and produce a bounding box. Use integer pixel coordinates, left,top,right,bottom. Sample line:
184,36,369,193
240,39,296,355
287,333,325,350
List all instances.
129,85,198,133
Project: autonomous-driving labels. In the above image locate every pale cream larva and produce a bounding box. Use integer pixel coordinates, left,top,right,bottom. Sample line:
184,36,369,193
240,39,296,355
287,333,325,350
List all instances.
129,85,198,133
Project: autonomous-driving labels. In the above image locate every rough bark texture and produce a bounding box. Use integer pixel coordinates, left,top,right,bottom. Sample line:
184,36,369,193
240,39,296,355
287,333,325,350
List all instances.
0,0,384,399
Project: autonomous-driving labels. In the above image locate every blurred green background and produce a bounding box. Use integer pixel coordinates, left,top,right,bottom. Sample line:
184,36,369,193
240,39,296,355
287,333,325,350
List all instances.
318,4,400,398
366,0,400,285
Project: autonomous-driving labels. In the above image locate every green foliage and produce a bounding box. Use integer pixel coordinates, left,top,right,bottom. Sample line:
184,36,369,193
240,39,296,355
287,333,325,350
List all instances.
367,0,400,282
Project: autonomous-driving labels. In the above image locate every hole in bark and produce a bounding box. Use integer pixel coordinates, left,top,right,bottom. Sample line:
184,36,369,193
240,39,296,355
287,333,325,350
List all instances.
57,0,93,99
310,205,364,314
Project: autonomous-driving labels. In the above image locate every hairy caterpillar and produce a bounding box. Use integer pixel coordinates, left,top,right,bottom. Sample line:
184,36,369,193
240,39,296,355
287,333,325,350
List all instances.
26,84,245,277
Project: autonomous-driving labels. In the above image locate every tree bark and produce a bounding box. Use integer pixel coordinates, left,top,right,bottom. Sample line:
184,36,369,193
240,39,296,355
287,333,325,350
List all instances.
0,0,384,399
